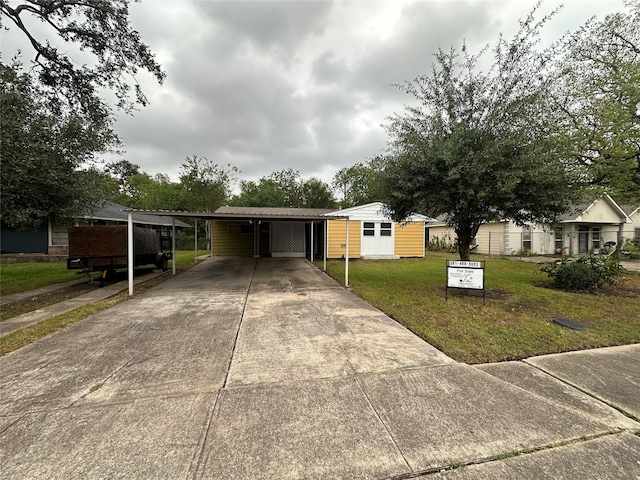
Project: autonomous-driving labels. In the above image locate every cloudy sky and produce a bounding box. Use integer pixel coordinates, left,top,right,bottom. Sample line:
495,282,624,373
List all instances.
3,0,629,189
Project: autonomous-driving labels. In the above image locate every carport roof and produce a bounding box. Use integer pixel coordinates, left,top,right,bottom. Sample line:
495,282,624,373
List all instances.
126,206,347,221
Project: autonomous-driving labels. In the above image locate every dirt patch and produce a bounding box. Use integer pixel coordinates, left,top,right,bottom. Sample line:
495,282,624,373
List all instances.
439,285,511,300
1,282,100,321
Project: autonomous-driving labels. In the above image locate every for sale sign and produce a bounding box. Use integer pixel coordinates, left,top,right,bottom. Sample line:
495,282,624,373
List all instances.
446,259,486,302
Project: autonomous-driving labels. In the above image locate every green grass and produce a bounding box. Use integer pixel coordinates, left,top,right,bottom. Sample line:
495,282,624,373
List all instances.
0,250,209,296
0,263,79,295
320,252,640,363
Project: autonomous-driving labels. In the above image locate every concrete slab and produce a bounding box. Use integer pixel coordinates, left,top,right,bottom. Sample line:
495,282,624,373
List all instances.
526,344,640,420
195,377,409,479
227,275,453,386
428,432,640,479
0,393,214,479
248,257,343,294
476,361,639,430
143,256,255,296
77,294,245,403
358,364,613,472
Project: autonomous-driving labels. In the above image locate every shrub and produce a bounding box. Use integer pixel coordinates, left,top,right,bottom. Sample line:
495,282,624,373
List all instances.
428,235,457,253
553,262,598,290
539,254,624,290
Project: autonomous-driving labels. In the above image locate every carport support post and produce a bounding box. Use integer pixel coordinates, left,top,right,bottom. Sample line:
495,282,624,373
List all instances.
310,221,314,263
128,212,134,296
194,218,198,264
345,217,349,287
324,219,327,272
172,217,176,276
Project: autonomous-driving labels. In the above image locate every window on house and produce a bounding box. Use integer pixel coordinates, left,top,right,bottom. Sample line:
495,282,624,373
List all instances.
229,223,253,235
554,228,563,253
363,222,375,236
635,228,640,240
592,227,601,249
380,222,392,236
522,227,532,251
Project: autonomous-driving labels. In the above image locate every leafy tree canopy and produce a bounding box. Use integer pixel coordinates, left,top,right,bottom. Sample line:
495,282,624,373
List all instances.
232,168,335,208
178,155,238,213
555,0,640,203
332,157,385,208
0,0,165,117
0,61,119,229
382,4,584,260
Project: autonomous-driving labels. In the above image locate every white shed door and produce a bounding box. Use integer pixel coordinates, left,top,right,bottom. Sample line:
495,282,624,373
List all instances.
271,221,306,257
361,222,394,255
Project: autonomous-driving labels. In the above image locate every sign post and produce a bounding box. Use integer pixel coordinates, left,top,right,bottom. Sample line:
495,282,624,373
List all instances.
446,260,486,304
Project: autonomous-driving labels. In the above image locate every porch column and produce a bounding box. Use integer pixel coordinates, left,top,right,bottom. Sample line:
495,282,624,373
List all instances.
210,220,214,258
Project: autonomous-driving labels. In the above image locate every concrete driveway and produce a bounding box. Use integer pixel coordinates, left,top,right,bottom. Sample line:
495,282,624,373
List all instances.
1,257,638,479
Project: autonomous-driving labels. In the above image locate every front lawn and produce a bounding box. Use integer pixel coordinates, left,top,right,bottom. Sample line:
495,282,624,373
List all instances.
320,252,640,364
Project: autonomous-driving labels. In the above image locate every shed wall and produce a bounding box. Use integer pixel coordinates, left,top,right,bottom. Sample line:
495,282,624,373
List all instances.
327,220,361,259
394,222,425,257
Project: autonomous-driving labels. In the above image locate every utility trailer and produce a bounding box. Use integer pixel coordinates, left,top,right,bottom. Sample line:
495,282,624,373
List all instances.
67,225,172,284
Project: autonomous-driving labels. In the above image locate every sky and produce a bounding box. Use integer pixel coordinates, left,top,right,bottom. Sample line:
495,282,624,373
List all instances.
2,0,629,190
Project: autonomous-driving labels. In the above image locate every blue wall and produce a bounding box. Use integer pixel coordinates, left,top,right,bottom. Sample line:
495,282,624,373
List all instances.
0,222,49,253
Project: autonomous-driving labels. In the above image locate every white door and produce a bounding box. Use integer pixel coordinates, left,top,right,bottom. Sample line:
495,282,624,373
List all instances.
361,222,394,256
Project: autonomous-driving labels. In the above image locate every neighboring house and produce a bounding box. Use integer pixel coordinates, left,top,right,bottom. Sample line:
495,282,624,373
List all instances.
621,205,640,242
0,202,189,255
426,194,637,256
211,202,432,259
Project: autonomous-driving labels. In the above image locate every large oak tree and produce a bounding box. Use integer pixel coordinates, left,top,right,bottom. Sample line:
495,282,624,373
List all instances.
382,5,583,261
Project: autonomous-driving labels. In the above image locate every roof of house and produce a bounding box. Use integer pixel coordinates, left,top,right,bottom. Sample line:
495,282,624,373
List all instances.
620,204,640,217
80,202,190,227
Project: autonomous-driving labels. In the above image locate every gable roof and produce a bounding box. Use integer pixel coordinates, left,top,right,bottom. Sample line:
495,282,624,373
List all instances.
324,202,433,222
559,194,631,223
80,202,190,227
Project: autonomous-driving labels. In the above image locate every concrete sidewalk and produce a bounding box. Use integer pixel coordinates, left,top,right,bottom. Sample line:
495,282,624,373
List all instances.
0,257,638,479
0,270,165,336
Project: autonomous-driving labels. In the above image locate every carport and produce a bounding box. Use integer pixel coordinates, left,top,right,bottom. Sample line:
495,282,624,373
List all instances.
124,208,352,294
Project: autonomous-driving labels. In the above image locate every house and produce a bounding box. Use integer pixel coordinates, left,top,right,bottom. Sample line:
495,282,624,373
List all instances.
426,194,637,256
0,202,189,255
210,202,432,259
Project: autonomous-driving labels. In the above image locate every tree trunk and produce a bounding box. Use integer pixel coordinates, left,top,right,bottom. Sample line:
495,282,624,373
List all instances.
455,225,477,261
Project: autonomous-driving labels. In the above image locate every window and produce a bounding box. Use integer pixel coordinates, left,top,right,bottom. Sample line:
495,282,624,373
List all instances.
522,227,532,251
380,222,392,236
229,223,253,235
554,228,563,253
635,228,640,240
363,222,375,236
592,227,601,249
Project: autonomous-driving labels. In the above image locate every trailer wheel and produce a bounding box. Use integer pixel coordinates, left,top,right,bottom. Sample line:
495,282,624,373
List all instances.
156,254,169,271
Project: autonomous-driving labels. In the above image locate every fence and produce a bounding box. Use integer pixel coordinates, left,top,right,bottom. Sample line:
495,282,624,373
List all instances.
482,229,639,257
428,229,639,258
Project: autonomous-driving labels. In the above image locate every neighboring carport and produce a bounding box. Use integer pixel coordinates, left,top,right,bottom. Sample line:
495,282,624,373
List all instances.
124,208,352,294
